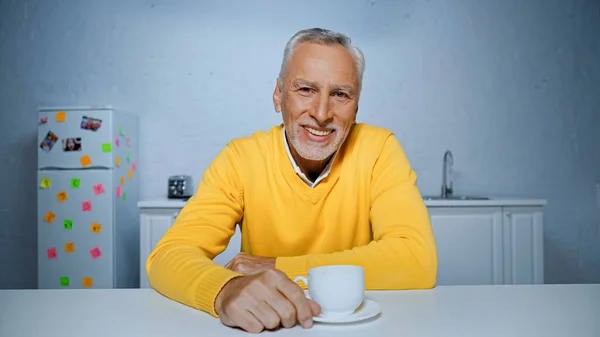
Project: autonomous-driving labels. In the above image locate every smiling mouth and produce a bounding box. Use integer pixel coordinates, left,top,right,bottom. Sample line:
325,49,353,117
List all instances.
304,126,334,137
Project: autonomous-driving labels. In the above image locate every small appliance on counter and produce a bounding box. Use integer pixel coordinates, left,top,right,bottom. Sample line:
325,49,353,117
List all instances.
168,175,194,199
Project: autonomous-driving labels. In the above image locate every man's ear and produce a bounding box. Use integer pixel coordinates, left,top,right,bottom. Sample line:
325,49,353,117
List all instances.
273,79,282,113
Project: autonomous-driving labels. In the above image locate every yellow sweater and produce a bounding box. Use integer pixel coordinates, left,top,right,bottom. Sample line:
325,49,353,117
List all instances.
146,123,438,317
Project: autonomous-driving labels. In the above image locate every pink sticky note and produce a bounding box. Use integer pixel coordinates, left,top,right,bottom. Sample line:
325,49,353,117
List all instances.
47,248,57,259
93,183,105,195
90,247,102,259
116,186,122,197
115,137,120,147
132,162,136,172
81,201,92,212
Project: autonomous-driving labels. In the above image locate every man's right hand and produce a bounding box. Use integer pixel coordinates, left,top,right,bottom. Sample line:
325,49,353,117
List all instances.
214,269,321,333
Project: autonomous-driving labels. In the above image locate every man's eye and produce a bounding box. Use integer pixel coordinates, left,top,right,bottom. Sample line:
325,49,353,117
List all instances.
299,87,311,92
334,92,348,98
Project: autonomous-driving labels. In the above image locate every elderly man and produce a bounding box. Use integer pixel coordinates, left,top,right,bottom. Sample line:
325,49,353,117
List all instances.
146,27,438,333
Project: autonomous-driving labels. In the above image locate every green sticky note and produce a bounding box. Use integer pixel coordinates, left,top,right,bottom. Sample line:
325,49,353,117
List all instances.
64,219,73,230
126,152,130,163
60,276,69,287
71,178,80,188
123,192,127,201
119,126,124,136
102,143,112,152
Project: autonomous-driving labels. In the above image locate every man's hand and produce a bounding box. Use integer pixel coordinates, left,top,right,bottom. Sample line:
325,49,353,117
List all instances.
215,269,321,333
224,252,276,275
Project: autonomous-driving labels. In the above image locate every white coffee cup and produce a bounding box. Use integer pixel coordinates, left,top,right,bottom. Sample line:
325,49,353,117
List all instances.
293,265,365,317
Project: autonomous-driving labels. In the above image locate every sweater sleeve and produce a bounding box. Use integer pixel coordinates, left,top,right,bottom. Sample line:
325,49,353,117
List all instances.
145,143,245,317
275,134,438,290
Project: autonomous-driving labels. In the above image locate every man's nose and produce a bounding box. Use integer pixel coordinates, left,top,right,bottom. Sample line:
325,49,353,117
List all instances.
309,93,332,124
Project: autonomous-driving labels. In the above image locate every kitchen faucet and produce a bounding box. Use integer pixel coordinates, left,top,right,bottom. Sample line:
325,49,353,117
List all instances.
441,150,454,198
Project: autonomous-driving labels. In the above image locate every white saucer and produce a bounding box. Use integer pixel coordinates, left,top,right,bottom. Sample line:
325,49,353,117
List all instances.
303,291,382,324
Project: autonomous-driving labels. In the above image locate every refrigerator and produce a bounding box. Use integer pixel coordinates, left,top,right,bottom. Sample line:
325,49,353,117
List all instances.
37,106,140,289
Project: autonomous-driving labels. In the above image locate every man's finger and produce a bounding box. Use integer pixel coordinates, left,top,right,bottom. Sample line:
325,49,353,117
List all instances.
263,288,297,328
252,301,280,330
308,299,321,316
276,279,314,328
241,310,266,334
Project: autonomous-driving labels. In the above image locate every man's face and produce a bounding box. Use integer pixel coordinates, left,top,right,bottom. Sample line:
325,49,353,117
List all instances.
273,42,359,162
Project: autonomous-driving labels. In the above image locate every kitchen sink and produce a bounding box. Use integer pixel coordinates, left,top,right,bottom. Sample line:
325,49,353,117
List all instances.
422,195,490,201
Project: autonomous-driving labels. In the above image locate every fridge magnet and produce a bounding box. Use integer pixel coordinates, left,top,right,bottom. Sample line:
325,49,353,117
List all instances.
64,242,75,254
39,117,48,124
115,137,120,147
64,219,73,230
119,126,124,136
80,116,102,131
47,248,57,259
126,137,130,147
43,211,56,224
81,200,92,212
89,247,102,260
39,131,58,153
126,152,131,163
82,277,94,288
90,222,102,234
116,186,122,197
56,111,66,122
62,138,82,152
127,169,132,180
120,176,125,186
71,178,81,188
40,178,51,189
115,156,121,167
56,191,68,203
102,143,112,153
93,183,104,195
123,192,127,201
80,155,92,167
132,162,136,172
59,276,69,287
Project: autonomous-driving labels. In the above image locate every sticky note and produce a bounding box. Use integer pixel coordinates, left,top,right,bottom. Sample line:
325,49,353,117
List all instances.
102,143,112,153
81,201,92,212
47,248,57,259
60,276,69,287
82,277,93,288
126,152,131,162
120,176,125,186
126,137,130,147
90,222,102,234
90,247,102,259
132,162,136,172
56,191,68,203
64,219,73,230
115,156,120,167
119,126,124,136
56,111,66,122
127,169,132,179
93,183,104,195
122,192,127,201
115,137,120,147
71,178,80,188
116,186,122,197
64,242,75,254
44,211,56,224
80,155,92,167
40,178,51,189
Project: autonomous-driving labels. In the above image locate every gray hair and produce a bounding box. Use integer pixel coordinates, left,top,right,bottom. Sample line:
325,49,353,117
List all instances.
278,28,365,93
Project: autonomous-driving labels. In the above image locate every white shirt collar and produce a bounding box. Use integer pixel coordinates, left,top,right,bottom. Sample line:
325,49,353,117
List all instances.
282,126,337,188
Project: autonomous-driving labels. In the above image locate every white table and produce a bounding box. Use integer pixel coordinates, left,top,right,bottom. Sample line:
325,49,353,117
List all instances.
1,284,598,336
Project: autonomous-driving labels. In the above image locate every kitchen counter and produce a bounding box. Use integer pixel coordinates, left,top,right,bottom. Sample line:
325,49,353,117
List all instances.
1,284,598,337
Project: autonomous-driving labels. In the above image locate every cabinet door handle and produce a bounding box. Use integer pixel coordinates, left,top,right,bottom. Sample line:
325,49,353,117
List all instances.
172,212,179,220
505,212,512,218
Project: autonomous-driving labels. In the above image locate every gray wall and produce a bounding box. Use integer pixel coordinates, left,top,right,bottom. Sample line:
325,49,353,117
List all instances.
0,0,598,288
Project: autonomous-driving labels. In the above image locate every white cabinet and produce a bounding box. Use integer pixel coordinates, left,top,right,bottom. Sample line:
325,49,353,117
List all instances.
429,205,544,286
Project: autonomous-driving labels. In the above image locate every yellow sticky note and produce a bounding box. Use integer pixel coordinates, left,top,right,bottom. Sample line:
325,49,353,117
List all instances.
120,176,125,186
90,222,102,234
40,178,51,189
56,111,66,122
44,211,56,224
64,242,75,254
80,155,92,167
127,169,132,179
57,191,68,203
115,156,120,167
82,277,94,288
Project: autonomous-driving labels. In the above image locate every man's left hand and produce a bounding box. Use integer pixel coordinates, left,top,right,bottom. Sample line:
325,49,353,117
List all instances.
224,252,276,275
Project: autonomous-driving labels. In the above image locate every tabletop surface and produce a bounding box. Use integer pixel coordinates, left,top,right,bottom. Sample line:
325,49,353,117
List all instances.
1,284,599,337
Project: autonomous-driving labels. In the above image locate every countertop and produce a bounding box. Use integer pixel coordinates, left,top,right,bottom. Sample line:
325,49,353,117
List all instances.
1,284,597,337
